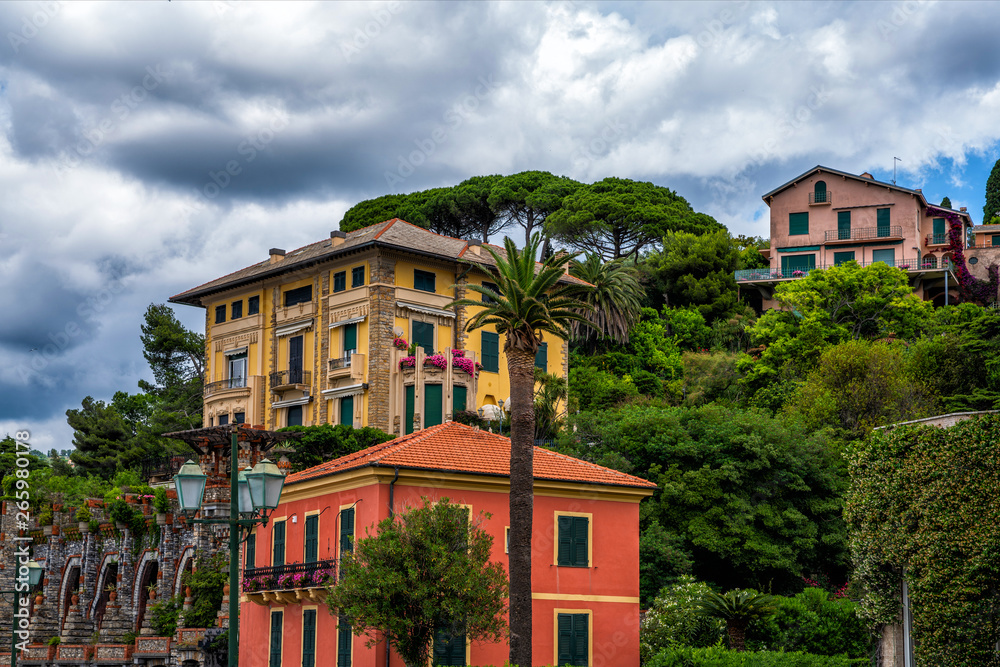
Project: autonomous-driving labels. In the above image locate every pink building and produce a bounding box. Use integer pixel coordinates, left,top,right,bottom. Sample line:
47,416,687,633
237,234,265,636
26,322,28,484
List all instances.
737,166,975,310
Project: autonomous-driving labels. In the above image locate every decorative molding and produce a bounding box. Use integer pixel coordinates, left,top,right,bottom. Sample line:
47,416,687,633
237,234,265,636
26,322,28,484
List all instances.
214,331,258,352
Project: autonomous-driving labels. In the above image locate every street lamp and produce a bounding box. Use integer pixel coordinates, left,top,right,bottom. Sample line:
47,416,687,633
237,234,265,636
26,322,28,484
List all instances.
3,558,43,667
172,435,285,666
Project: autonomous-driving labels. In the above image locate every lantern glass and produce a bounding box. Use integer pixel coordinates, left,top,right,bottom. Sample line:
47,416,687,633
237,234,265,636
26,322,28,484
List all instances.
27,559,43,586
174,459,207,512
247,458,285,511
237,467,254,514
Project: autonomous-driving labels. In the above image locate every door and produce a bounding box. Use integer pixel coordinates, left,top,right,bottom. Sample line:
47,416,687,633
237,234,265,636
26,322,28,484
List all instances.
933,218,946,244
877,208,891,237
289,335,303,384
340,395,354,427
837,211,851,240
405,385,415,434
424,384,443,428
228,352,247,389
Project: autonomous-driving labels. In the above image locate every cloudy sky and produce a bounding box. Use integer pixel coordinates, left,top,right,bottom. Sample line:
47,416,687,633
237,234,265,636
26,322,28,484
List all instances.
2,0,1000,453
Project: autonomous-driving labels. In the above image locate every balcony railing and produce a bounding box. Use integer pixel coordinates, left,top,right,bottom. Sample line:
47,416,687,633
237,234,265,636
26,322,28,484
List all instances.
735,257,952,282
926,233,949,246
968,238,1000,248
824,226,902,242
270,369,311,389
204,377,248,396
243,559,337,593
329,355,352,371
808,192,831,205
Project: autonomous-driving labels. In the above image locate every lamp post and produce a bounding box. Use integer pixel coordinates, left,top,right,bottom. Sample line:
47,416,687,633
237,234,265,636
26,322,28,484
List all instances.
173,432,285,667
3,558,43,667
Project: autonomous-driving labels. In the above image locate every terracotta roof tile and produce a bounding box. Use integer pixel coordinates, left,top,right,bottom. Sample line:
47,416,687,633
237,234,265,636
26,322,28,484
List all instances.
285,421,657,490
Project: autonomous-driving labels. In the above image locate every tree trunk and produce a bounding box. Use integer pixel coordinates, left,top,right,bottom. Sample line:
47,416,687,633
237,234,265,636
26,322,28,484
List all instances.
507,346,536,667
727,620,749,652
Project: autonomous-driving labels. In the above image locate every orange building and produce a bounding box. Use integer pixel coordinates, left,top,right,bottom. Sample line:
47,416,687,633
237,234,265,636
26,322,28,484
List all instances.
238,421,656,667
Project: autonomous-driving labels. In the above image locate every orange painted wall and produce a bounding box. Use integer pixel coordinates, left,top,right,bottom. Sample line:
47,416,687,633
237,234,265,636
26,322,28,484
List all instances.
240,477,642,666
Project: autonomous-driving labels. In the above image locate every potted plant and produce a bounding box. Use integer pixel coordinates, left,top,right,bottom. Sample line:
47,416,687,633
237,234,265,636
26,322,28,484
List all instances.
76,507,92,533
153,488,171,525
146,583,158,601
105,583,118,603
392,336,409,350
38,506,54,535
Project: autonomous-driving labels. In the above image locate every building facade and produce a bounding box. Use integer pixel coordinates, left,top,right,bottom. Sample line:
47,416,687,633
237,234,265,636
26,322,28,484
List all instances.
736,166,976,310
170,219,582,436
238,421,656,667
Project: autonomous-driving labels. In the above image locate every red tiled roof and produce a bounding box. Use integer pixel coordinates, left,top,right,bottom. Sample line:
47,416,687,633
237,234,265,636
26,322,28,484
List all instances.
285,421,657,490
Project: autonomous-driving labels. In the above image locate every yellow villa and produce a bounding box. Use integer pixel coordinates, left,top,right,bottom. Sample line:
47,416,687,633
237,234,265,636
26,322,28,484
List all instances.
170,219,584,435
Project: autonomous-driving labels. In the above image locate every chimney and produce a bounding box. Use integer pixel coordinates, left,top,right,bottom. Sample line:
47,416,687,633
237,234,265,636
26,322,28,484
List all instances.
269,248,285,264
960,207,967,212
330,230,347,247
915,188,922,193
860,172,874,180
466,239,481,256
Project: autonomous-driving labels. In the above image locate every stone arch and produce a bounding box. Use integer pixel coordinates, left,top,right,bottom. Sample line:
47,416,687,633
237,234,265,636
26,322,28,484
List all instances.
59,556,82,629
132,549,160,632
174,546,196,597
90,554,120,623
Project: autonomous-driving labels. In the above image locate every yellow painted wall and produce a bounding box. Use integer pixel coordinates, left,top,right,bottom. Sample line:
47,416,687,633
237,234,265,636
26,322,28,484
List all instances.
394,260,455,294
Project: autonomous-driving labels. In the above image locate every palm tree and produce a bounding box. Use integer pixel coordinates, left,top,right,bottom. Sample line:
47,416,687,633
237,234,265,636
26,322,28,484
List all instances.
451,233,591,667
568,253,643,350
694,589,776,651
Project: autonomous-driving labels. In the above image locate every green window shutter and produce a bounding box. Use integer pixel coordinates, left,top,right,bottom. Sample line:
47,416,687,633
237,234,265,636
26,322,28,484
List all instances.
248,295,260,315
780,254,816,277
340,507,355,556
872,248,896,265
302,609,317,667
337,616,352,667
413,321,434,355
351,266,364,288
814,180,826,202
333,271,346,293
343,323,357,353
405,385,415,434
246,533,255,569
269,611,283,667
481,332,499,372
304,515,318,563
340,395,354,427
933,218,946,240
535,342,548,371
572,614,589,666
433,622,467,666
481,281,498,304
557,516,573,566
877,208,890,236
414,269,436,292
272,520,285,566
215,305,226,324
557,614,574,666
837,211,851,240
453,385,467,414
286,405,302,428
833,251,855,265
574,516,589,566
789,212,809,235
992,235,1000,247
424,383,443,428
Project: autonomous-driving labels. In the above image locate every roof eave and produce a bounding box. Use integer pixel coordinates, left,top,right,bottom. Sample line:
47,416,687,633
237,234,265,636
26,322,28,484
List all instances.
761,165,930,207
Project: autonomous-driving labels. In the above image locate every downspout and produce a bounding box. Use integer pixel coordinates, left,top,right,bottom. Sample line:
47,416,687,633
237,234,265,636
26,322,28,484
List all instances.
386,466,399,667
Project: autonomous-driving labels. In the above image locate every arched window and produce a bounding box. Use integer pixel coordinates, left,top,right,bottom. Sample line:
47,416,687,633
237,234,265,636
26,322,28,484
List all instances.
813,181,827,203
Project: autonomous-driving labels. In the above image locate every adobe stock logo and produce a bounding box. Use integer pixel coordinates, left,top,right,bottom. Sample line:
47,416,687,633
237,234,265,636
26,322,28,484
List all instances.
7,1,63,53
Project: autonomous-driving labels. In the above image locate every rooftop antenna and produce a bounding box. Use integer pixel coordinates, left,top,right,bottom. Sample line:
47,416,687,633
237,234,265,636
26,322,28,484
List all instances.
893,157,901,185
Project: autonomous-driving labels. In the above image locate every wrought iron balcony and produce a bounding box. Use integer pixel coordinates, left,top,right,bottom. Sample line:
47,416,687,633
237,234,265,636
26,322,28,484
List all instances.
735,257,953,282
926,233,949,246
204,376,249,396
824,226,902,242
329,355,352,371
243,559,337,605
808,192,831,205
269,369,311,390
968,238,1000,248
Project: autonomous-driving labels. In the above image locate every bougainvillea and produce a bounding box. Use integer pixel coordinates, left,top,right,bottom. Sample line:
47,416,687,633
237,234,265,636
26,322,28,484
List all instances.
392,336,409,350
398,356,416,370
928,205,1000,304
845,414,1000,664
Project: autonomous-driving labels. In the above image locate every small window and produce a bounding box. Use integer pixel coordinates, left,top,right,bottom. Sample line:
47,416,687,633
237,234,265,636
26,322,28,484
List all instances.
215,305,226,324
272,520,286,566
247,295,260,315
789,212,809,236
414,269,436,292
535,342,548,371
557,515,589,567
557,613,589,667
969,256,979,265
352,266,365,288
833,251,855,266
284,285,312,307
218,414,230,426
233,412,245,424
333,271,346,293
481,332,499,373
481,281,499,304
813,180,827,203
231,300,242,319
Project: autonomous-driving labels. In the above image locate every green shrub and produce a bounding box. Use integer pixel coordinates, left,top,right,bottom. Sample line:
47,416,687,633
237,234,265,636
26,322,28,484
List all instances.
646,645,865,666
568,366,639,411
74,506,91,522
746,587,872,658
181,551,227,629
149,596,181,636
153,487,170,514
664,307,711,351
640,576,723,662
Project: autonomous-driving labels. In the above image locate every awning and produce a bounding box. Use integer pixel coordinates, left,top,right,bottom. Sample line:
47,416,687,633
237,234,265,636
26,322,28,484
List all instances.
223,346,248,356
271,396,313,409
396,301,455,319
276,320,313,337
321,383,366,399
329,316,366,329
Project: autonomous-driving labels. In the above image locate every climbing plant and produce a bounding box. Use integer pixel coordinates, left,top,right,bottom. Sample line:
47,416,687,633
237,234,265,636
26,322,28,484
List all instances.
845,414,1000,665
932,205,1000,304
